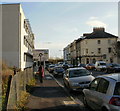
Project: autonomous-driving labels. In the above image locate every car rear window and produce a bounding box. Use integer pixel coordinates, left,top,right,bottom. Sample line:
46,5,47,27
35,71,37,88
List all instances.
114,82,120,95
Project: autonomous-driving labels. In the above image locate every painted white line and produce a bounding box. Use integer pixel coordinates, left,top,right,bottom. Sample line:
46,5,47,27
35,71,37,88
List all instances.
49,74,85,109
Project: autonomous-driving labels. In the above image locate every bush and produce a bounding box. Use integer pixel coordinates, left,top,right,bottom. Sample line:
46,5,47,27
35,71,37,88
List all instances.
2,62,13,110
15,91,30,111
26,79,36,93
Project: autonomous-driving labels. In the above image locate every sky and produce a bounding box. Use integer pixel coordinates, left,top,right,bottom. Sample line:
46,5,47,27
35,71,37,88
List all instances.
20,2,118,58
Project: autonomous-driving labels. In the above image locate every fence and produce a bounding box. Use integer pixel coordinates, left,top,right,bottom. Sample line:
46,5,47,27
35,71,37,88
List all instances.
7,67,34,110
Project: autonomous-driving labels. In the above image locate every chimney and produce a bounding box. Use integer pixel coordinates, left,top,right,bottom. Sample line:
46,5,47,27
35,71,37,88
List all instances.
93,27,105,32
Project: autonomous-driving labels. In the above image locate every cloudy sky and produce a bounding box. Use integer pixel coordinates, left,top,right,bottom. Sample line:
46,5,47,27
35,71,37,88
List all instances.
21,2,118,58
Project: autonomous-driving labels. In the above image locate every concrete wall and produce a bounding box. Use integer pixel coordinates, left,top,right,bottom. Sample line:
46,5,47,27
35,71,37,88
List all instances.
7,67,33,110
2,4,20,67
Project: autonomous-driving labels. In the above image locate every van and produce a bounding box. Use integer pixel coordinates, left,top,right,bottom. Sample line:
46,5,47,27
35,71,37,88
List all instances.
95,61,107,71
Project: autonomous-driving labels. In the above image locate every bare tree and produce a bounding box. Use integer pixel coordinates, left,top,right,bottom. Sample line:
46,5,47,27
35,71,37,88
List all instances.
112,41,120,58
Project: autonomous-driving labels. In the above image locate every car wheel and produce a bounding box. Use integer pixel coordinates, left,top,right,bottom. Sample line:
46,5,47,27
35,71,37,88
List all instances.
101,107,108,111
68,84,73,93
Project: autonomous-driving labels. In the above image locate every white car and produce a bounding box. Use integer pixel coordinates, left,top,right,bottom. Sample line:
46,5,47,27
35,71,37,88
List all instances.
83,73,120,111
95,61,107,71
63,67,95,92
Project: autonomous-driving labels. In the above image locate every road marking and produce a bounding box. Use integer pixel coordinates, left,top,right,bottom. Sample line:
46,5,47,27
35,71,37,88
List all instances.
63,101,79,106
75,98,84,106
49,74,85,109
45,76,52,80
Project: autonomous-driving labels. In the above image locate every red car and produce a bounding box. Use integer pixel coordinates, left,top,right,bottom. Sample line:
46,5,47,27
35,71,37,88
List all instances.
86,63,95,70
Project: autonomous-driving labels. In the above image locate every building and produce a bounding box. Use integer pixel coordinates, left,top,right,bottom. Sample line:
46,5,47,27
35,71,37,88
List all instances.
64,27,118,65
33,49,49,65
81,28,118,64
2,4,35,70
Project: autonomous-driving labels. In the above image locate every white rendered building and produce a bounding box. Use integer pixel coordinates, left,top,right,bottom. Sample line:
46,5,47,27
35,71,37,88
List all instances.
2,4,34,70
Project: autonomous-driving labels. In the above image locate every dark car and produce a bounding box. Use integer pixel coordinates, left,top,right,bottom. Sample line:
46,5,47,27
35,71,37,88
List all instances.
48,65,55,73
78,63,86,68
106,63,120,73
62,64,69,70
53,66,65,76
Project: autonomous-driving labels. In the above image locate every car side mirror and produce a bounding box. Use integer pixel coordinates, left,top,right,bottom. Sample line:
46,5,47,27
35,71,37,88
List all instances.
90,72,93,75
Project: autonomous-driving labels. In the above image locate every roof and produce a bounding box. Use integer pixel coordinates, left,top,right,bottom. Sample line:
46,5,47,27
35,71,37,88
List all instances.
84,28,118,39
98,73,120,82
68,67,85,71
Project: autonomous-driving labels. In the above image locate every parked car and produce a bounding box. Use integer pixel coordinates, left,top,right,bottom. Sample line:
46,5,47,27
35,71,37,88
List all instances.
106,63,120,73
53,66,65,76
95,61,107,71
78,63,86,68
68,64,73,68
48,64,55,73
62,64,69,70
83,73,120,111
86,63,95,70
63,67,94,92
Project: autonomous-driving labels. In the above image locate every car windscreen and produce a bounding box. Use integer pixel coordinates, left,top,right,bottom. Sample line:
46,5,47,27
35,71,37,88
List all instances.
49,66,54,68
69,69,90,78
114,82,120,95
100,63,106,65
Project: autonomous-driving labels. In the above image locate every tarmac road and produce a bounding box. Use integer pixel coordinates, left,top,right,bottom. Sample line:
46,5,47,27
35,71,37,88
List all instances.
52,69,107,111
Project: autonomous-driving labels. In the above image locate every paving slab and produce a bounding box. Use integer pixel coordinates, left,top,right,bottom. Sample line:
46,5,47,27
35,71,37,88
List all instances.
26,73,82,111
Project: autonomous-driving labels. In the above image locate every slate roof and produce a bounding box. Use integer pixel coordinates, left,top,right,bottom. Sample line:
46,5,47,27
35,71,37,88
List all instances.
84,28,118,39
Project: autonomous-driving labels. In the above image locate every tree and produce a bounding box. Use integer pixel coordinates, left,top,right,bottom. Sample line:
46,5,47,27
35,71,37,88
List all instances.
112,41,120,58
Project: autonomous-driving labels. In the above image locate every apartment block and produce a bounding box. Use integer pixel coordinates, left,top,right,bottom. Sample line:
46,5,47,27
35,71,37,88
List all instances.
64,27,118,65
2,4,34,70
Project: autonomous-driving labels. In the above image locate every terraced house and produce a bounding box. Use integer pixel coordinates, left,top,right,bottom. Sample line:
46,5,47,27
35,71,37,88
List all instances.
64,27,118,65
2,4,35,70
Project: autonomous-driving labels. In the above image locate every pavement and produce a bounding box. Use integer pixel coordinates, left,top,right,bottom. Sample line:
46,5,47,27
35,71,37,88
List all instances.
25,71,83,111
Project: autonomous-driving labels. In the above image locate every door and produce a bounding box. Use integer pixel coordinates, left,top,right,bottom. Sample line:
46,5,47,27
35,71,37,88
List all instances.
86,78,101,109
93,78,109,109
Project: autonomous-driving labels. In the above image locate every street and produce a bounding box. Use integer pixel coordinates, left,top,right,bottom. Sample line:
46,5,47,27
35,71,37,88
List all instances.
51,69,107,111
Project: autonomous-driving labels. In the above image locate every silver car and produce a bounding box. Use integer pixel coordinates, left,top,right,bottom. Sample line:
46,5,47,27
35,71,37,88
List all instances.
83,73,120,111
63,67,95,92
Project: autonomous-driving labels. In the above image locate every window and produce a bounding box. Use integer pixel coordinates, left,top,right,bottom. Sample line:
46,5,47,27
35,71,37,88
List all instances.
86,49,88,54
86,58,89,64
110,58,113,63
89,78,101,91
69,69,90,78
24,36,25,45
92,58,96,64
108,48,112,53
98,48,101,54
114,82,120,95
97,79,109,94
108,39,111,44
98,40,101,44
24,54,26,61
